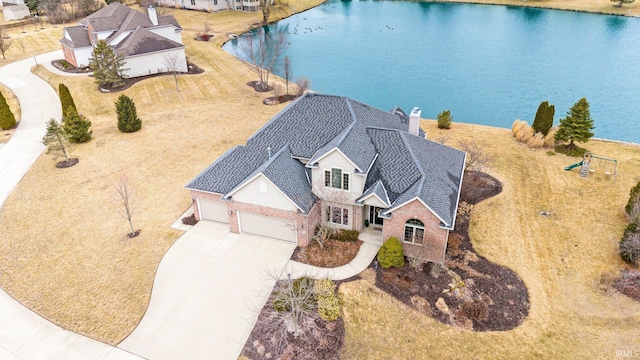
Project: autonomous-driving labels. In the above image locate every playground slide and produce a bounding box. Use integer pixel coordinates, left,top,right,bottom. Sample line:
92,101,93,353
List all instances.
564,161,583,171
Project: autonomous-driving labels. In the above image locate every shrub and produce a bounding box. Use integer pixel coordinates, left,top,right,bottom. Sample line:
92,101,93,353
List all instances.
511,119,528,137
116,95,142,133
62,108,92,143
314,278,335,298
626,180,640,216
527,131,545,148
447,233,463,257
437,110,452,129
335,229,359,242
544,127,558,148
317,293,342,321
377,237,404,268
0,91,16,130
273,277,316,313
181,214,198,225
516,125,533,143
619,228,640,266
314,279,342,321
59,83,77,119
462,300,489,322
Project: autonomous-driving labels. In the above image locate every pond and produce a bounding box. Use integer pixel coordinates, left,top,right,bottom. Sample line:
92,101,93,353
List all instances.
223,1,640,143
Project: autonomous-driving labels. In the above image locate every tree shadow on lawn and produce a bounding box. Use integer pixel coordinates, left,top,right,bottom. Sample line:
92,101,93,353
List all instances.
374,171,531,332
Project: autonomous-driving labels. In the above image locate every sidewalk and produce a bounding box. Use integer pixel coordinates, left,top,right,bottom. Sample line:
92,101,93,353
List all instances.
0,52,142,360
280,241,381,281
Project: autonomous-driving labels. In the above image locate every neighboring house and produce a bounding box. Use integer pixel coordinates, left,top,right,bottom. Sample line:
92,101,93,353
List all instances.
59,3,187,77
156,0,259,12
3,4,30,20
1,0,25,5
186,94,466,264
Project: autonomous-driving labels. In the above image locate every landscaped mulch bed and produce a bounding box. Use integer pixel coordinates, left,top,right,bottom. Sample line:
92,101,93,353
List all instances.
247,80,273,93
98,62,204,92
55,158,79,168
51,60,92,74
612,269,640,301
263,94,298,105
374,171,530,331
241,290,344,360
291,239,363,268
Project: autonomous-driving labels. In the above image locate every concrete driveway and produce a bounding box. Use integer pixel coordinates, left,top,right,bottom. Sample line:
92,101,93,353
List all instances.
118,221,296,360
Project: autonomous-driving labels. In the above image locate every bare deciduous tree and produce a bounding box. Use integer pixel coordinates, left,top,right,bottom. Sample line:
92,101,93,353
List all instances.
295,77,310,97
406,248,430,272
115,175,139,238
311,179,351,249
283,55,291,95
163,53,183,91
0,28,13,60
458,139,492,173
251,274,323,354
237,27,288,92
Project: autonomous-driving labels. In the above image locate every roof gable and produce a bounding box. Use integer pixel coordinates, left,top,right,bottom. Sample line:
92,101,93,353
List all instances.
357,180,391,207
224,146,316,213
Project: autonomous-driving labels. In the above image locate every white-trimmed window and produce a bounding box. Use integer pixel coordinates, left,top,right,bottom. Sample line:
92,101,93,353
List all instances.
324,168,349,191
326,206,349,226
404,219,424,244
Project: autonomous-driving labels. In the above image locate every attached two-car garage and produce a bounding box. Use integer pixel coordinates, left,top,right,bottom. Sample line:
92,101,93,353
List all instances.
196,199,297,243
238,212,297,243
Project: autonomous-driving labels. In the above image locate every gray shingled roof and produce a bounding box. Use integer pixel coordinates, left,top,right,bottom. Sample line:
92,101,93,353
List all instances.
357,180,390,207
60,25,91,49
186,93,464,226
366,128,466,228
261,146,316,213
80,2,131,29
115,27,184,57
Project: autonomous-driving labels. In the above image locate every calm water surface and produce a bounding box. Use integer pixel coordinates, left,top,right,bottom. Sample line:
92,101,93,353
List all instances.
224,1,640,143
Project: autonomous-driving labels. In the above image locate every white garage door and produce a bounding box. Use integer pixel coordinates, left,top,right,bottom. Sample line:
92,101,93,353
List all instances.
198,199,228,223
239,212,297,243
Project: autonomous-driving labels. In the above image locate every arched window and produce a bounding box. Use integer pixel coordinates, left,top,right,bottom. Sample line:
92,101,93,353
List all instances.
404,219,424,244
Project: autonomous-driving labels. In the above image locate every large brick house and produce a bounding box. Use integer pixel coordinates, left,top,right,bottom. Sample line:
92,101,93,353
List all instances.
59,3,187,77
186,93,466,263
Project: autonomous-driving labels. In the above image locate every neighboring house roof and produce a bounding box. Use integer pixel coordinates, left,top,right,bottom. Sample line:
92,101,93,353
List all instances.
115,27,184,57
186,93,465,224
80,2,132,30
60,25,92,49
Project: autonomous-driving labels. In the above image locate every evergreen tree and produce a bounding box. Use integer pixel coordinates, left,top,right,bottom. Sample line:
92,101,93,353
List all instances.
437,110,452,129
532,101,555,136
0,91,16,130
554,97,595,149
42,118,71,161
116,95,142,133
89,40,128,88
58,83,77,119
62,108,92,143
377,237,405,268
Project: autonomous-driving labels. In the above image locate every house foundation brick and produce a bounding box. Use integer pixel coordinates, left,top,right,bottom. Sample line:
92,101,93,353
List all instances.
382,199,450,264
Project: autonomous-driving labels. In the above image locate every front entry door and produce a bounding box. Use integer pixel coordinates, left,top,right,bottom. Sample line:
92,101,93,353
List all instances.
368,206,384,226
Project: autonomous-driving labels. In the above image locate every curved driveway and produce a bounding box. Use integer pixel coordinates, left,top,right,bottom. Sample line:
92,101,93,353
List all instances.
0,51,142,359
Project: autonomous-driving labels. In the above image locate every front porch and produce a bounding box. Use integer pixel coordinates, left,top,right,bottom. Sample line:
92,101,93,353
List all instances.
358,225,383,245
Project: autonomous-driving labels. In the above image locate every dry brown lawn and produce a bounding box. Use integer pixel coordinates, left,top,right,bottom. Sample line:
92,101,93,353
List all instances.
0,0,323,344
0,84,20,142
339,121,640,359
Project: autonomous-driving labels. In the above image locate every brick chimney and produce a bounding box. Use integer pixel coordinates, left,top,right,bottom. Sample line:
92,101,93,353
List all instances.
148,6,158,26
408,107,421,137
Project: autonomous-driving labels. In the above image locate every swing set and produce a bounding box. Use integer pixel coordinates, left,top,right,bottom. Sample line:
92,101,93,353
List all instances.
564,152,618,181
